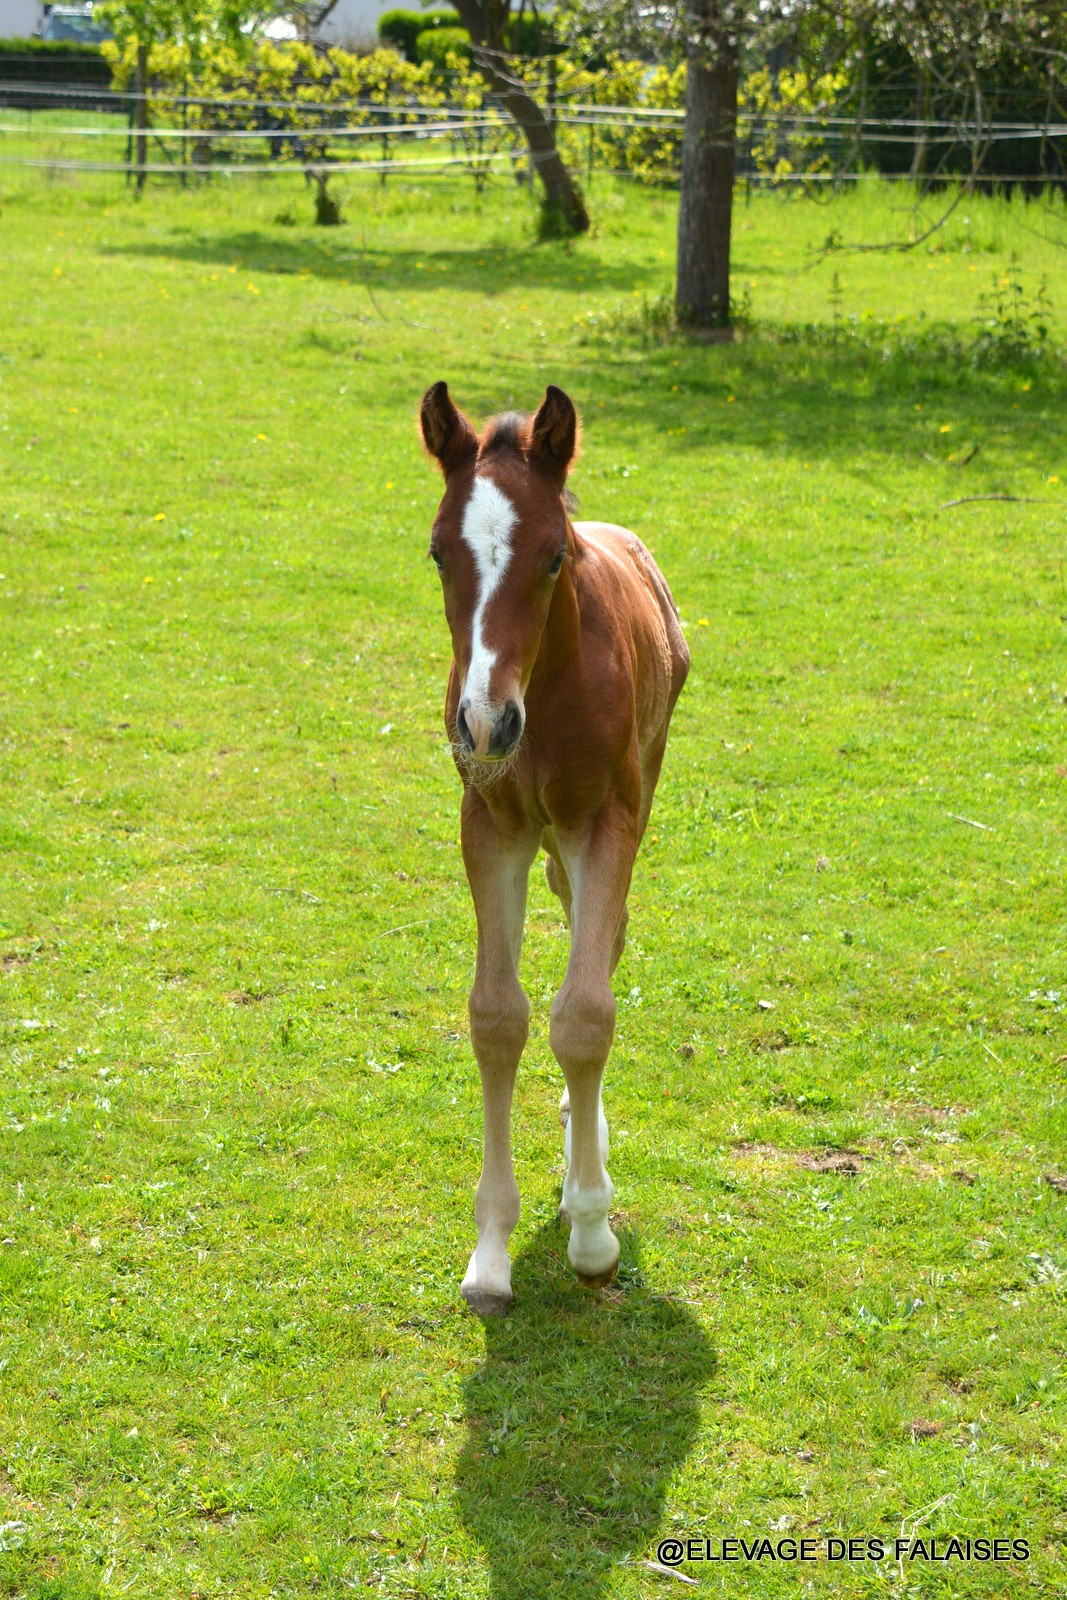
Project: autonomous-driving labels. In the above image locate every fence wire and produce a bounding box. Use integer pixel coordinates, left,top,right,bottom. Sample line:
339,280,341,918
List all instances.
0,83,1063,186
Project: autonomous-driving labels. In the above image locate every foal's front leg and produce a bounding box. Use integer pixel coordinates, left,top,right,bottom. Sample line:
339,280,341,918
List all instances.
551,806,637,1287
459,790,540,1316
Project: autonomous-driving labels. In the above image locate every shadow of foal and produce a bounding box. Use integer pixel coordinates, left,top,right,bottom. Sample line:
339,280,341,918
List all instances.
455,1220,715,1598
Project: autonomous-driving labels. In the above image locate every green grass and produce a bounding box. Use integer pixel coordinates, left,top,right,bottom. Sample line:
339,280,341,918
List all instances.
0,167,1065,1598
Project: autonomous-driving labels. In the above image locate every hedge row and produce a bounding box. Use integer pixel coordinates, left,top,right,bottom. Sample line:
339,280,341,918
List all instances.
377,10,461,63
376,9,556,63
0,36,104,56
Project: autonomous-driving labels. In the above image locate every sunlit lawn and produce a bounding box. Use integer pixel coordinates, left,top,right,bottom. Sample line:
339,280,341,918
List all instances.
0,166,1065,1597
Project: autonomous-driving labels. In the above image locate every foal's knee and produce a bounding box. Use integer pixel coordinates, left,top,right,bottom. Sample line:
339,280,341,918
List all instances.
469,981,529,1067
550,981,616,1070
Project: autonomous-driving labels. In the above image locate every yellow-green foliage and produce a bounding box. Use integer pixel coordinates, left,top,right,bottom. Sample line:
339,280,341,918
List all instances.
103,37,443,151
745,64,850,179
100,37,848,185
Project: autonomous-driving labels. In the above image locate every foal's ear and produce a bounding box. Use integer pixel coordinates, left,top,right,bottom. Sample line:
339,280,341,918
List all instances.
419,381,478,476
529,384,580,485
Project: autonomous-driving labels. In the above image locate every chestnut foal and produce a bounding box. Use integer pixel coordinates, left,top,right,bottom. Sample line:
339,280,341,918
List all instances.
420,381,689,1315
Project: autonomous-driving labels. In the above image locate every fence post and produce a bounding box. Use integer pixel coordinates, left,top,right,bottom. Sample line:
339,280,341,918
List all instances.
134,40,148,192
587,88,594,186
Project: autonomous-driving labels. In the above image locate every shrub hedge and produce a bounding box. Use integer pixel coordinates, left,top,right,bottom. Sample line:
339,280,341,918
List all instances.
377,9,461,62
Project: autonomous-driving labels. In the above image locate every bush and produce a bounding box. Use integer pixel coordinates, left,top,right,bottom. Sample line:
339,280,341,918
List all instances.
508,14,558,56
377,9,460,62
0,36,104,56
416,25,470,67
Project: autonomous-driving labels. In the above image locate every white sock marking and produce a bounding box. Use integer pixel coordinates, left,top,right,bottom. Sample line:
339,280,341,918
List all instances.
460,476,517,723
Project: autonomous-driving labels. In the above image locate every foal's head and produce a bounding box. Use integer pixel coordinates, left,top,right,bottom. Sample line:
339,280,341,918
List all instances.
420,382,580,764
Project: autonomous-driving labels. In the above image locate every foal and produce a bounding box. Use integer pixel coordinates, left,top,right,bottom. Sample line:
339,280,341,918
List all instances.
420,381,689,1315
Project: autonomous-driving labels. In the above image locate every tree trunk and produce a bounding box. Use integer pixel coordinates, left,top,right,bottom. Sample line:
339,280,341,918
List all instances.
134,40,148,193
675,0,739,330
451,0,589,233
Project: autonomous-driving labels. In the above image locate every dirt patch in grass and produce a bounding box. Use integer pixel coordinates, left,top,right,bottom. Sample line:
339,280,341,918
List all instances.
1,943,42,972
748,1028,795,1053
796,1150,869,1175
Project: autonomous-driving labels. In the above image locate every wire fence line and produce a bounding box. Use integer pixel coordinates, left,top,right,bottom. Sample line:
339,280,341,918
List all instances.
0,79,1064,134
0,83,1063,187
2,110,1065,141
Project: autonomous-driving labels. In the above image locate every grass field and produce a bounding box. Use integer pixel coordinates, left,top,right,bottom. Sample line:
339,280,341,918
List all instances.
1,166,1066,1598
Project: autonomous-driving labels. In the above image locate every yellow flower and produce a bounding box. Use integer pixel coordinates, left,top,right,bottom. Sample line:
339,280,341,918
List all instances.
1050,475,1061,484
697,618,709,627
152,513,165,522
255,433,267,441
143,576,154,584
939,424,952,434
1022,380,1032,391
726,395,735,404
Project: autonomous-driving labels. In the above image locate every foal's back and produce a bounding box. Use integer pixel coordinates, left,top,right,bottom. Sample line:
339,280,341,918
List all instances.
570,518,690,773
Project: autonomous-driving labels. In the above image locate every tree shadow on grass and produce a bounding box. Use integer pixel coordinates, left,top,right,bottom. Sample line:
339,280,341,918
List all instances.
561,330,1066,473
101,234,646,296
454,1218,714,1599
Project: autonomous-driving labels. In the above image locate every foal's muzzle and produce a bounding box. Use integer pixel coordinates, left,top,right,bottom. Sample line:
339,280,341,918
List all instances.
458,697,524,761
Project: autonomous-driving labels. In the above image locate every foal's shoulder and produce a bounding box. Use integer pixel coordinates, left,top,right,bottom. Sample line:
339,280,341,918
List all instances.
573,520,688,682
573,520,673,603
572,519,653,571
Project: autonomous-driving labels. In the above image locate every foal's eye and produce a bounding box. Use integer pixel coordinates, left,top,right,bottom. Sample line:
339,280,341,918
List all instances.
430,548,444,572
548,551,565,577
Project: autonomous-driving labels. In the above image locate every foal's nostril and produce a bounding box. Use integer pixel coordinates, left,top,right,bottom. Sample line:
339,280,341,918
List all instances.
491,699,524,756
457,700,474,751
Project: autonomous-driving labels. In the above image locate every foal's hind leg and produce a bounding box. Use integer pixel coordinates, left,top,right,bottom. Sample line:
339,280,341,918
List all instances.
544,847,573,927
551,806,636,1287
544,845,578,1134
460,792,540,1316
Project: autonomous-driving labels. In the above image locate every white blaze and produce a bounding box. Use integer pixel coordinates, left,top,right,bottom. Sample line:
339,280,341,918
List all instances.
460,475,517,725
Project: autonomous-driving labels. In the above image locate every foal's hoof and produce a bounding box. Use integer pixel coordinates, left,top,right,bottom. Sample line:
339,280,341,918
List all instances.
574,1260,620,1290
461,1285,513,1318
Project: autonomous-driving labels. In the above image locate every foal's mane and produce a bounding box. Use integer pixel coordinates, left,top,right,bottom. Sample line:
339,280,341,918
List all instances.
479,411,530,456
478,411,578,512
